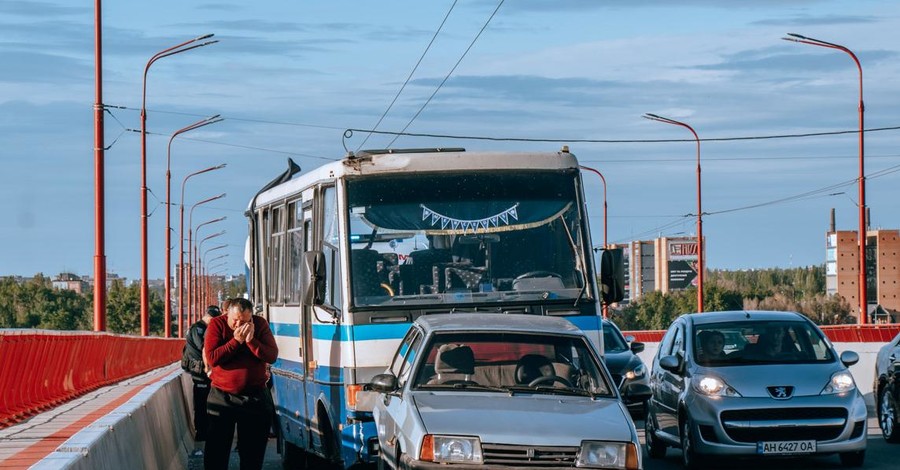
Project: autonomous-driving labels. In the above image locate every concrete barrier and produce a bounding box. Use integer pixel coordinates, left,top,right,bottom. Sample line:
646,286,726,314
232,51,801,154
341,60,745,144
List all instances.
633,342,883,409
31,369,194,470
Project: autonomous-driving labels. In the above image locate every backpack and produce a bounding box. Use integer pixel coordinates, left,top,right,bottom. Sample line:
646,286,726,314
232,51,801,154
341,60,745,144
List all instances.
181,321,208,381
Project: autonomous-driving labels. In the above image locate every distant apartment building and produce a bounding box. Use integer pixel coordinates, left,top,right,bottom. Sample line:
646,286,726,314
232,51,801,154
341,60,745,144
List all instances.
826,228,900,323
612,236,705,302
52,272,89,294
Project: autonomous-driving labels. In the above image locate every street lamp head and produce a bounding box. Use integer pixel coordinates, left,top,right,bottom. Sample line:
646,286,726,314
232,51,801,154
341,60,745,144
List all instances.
196,33,215,41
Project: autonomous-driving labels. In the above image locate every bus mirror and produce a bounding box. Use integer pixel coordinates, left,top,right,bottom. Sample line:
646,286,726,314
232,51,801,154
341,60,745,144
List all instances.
599,248,625,304
302,251,326,306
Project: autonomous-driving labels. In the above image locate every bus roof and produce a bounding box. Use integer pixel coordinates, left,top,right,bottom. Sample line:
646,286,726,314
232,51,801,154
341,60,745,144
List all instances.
250,147,580,210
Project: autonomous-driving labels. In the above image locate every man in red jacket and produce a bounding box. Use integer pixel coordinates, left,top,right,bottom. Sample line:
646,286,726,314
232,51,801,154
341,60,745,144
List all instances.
203,297,278,470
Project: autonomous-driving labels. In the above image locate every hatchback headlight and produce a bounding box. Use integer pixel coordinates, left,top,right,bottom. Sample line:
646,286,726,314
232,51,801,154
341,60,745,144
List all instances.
625,363,646,380
821,370,856,395
692,375,741,397
420,435,483,464
576,441,639,469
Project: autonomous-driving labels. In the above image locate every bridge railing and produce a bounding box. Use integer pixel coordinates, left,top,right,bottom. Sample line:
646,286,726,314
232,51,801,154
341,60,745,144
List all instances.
0,330,183,428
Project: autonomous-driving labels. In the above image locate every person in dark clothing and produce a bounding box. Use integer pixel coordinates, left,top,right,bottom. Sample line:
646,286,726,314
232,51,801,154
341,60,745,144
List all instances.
204,298,278,470
181,304,223,442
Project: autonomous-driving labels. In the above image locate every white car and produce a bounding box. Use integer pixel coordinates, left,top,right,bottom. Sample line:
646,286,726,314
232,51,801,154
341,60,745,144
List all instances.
369,313,649,470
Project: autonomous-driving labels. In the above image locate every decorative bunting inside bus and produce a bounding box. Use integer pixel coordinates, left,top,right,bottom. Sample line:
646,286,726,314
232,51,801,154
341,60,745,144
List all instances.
421,203,519,233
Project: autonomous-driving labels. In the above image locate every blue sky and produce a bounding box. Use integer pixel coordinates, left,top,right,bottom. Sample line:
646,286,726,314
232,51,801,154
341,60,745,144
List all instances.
2,0,900,280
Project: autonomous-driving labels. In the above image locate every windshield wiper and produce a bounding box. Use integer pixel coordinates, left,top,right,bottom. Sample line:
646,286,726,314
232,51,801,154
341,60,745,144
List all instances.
503,385,596,398
419,383,508,393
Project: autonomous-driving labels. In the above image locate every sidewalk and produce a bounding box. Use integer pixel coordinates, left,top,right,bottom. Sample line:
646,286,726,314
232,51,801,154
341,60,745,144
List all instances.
0,364,179,469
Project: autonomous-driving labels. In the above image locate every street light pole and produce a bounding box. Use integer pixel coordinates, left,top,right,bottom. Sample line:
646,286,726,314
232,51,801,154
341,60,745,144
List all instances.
140,34,217,336
198,244,227,317
164,115,222,337
643,113,704,313
579,165,609,318
93,0,107,331
188,205,226,323
783,33,867,323
179,167,225,337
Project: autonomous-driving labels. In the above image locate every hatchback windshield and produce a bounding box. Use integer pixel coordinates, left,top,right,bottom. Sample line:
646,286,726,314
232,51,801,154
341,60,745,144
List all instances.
411,332,613,396
693,320,834,366
345,171,589,307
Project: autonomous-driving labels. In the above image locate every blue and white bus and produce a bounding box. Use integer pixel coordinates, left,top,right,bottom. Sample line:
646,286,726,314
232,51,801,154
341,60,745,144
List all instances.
246,147,607,468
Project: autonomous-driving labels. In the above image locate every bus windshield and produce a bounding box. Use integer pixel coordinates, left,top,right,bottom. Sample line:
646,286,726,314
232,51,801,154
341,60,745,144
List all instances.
346,171,590,307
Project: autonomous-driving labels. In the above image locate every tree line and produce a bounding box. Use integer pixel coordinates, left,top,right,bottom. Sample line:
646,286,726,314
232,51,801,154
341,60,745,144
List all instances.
610,265,854,331
0,274,247,334
2,267,849,333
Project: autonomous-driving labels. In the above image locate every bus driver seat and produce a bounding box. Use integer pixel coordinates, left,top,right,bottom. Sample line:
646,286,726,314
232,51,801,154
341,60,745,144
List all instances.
351,249,386,298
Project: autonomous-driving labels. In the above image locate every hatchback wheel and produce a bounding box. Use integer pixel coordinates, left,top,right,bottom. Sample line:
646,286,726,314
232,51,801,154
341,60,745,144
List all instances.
880,385,900,443
645,409,666,458
680,415,705,469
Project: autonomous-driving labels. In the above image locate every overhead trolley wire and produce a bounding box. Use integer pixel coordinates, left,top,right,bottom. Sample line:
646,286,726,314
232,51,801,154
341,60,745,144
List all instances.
386,0,505,148
356,0,459,151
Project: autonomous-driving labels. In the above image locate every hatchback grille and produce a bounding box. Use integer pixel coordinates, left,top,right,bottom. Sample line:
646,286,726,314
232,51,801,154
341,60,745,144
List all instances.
482,443,579,467
721,407,847,421
720,407,848,443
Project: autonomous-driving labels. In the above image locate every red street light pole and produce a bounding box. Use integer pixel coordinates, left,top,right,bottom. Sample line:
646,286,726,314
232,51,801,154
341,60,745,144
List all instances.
187,195,226,325
165,115,222,337
643,113,704,313
197,235,225,315
140,34,217,336
198,244,228,317
179,168,225,337
579,165,609,318
783,33,867,324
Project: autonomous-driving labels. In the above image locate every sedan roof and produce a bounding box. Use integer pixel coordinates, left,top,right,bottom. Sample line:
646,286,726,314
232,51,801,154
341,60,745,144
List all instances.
415,313,583,335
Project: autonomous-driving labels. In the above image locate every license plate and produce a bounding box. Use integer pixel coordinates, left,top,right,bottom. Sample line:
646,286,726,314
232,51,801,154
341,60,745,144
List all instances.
757,440,816,455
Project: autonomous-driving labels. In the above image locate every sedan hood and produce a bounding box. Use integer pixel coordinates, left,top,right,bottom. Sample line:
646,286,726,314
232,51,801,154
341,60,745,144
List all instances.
697,362,846,398
411,392,634,445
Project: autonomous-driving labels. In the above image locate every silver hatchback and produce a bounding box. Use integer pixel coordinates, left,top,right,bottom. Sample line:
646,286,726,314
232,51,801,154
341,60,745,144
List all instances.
645,311,867,468
369,313,650,470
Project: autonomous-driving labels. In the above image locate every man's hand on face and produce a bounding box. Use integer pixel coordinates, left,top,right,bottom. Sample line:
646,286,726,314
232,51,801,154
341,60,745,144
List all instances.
234,322,251,343
245,321,255,344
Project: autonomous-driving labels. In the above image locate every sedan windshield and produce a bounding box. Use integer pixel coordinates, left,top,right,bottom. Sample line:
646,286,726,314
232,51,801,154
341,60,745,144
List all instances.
411,332,613,397
346,171,589,307
694,320,834,366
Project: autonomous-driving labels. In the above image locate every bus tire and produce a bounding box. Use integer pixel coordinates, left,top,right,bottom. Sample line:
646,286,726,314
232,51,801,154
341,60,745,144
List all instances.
317,403,339,467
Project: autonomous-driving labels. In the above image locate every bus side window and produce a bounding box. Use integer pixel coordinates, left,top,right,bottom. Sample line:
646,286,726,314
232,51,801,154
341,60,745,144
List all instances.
266,205,285,304
322,186,343,310
286,199,303,304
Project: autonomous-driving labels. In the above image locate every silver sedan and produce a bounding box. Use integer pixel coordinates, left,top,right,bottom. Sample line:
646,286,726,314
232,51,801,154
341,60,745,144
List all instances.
369,313,650,470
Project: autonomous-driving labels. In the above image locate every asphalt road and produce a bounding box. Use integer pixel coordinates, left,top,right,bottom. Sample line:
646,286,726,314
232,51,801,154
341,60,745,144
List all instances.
190,416,896,470
637,416,896,470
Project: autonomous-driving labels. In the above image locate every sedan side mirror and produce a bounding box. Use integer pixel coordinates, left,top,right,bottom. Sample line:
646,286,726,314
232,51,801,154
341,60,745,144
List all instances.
659,355,682,374
630,341,645,354
840,350,859,367
369,373,399,393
